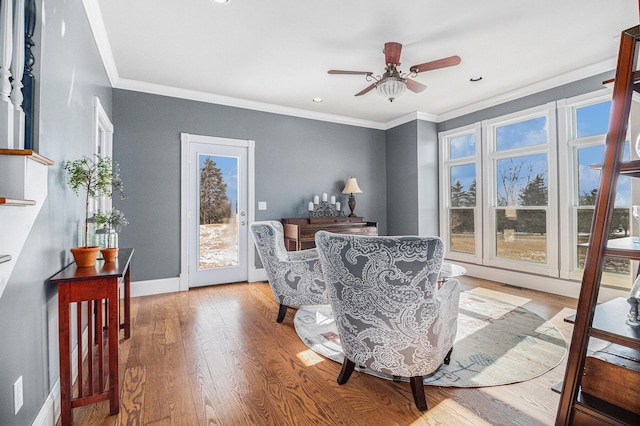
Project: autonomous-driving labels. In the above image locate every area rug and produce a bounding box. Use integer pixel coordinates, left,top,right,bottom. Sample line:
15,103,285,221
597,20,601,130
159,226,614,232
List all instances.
293,288,568,387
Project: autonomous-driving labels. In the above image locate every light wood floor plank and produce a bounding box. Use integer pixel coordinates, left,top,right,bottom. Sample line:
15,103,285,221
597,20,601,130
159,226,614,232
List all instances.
64,276,577,425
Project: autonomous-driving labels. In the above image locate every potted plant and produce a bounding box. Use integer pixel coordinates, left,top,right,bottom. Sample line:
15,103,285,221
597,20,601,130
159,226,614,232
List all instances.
94,208,129,262
64,155,124,267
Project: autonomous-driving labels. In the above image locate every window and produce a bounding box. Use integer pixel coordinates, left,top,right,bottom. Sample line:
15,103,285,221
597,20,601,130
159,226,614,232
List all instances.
484,104,558,275
558,92,633,289
440,93,639,289
93,97,114,215
440,124,482,263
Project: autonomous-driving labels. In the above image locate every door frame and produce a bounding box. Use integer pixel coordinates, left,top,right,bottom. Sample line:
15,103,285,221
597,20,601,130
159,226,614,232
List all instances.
180,133,256,291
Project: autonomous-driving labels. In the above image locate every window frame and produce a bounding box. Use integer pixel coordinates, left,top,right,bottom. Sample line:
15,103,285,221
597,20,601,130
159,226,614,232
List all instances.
558,90,635,289
481,102,559,276
439,122,483,264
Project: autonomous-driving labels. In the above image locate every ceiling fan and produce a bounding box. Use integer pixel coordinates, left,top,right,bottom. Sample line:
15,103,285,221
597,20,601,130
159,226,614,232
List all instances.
328,42,461,102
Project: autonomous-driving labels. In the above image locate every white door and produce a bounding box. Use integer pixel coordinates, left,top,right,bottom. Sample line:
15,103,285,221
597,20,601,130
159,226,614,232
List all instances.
188,140,248,287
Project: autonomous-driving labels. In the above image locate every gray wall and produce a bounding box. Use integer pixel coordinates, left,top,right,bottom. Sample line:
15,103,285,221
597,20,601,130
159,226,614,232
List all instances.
417,119,440,236
385,119,440,236
112,89,387,282
386,121,419,235
438,72,614,132
0,0,112,424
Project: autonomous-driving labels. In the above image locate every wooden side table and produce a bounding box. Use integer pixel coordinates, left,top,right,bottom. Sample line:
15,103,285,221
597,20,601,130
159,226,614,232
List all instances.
50,248,133,426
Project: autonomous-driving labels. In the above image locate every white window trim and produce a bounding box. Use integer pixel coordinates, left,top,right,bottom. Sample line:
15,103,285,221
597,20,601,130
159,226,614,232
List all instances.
558,89,635,289
93,96,114,214
439,122,483,264
482,102,559,277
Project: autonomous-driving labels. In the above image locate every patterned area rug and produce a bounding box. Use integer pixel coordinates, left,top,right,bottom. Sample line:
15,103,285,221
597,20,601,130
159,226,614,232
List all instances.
294,288,568,387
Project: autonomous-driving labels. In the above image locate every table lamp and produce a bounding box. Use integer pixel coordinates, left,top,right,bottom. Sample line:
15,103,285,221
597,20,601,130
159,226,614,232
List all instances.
342,177,363,217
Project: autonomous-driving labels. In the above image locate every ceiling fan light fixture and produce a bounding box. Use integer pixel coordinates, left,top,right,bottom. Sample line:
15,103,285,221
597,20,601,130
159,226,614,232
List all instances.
376,76,406,102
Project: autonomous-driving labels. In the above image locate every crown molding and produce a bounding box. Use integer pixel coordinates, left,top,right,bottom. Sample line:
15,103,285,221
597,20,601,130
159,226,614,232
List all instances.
435,58,617,123
82,0,119,85
384,111,438,130
83,0,617,131
115,78,387,130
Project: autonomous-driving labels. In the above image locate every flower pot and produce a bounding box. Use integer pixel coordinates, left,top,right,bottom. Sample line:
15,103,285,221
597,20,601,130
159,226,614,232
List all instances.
100,247,119,262
70,246,100,267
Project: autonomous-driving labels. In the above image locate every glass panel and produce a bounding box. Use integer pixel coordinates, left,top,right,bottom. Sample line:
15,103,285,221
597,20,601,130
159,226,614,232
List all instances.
577,143,631,207
495,209,547,263
576,101,611,138
577,207,630,275
199,155,239,269
450,208,474,254
450,133,475,159
450,164,476,207
496,154,547,207
496,116,547,151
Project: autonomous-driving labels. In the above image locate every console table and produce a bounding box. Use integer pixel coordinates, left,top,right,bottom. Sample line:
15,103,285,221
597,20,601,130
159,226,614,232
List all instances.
282,217,378,251
50,248,133,426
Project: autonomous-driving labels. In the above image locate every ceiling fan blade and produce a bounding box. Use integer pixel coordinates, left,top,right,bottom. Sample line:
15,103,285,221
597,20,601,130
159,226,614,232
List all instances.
328,70,373,76
384,42,403,65
410,55,461,74
355,84,376,96
405,78,427,93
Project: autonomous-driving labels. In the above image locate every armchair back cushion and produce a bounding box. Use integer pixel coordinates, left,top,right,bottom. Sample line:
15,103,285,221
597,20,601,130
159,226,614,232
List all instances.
250,221,327,307
315,231,460,378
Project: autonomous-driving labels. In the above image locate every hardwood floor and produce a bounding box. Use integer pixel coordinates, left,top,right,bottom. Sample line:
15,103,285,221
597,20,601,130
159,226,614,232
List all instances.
67,276,578,425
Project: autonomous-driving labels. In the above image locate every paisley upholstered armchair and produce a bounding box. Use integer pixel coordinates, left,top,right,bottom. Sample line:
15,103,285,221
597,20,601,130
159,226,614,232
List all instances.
250,221,328,322
314,231,460,411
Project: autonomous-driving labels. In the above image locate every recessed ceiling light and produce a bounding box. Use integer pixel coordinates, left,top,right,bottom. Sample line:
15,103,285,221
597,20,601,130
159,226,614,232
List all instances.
211,0,229,4
470,76,483,82
313,97,324,103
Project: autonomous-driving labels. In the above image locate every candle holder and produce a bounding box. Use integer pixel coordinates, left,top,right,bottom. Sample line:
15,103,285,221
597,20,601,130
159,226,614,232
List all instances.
308,193,344,218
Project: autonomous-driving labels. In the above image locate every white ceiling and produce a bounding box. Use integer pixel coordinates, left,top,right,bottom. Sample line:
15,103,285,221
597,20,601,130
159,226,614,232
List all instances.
94,0,638,127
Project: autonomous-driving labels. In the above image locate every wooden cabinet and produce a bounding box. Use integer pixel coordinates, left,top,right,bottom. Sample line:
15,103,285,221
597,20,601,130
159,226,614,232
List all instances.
282,217,378,251
555,26,640,425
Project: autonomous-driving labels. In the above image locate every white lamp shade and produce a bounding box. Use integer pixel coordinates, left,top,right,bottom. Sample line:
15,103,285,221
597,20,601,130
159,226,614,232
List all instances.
342,177,363,194
376,77,406,101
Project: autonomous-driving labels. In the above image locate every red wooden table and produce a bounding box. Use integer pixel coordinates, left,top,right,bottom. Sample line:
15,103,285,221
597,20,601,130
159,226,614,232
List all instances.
50,248,133,425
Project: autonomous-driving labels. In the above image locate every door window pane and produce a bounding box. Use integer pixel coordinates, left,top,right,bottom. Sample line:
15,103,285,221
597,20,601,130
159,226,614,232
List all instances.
496,116,547,151
199,155,239,269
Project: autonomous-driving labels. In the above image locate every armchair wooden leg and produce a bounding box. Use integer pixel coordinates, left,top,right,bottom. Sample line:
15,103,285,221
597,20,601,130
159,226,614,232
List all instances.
444,347,453,365
409,376,427,411
337,357,356,385
276,304,288,323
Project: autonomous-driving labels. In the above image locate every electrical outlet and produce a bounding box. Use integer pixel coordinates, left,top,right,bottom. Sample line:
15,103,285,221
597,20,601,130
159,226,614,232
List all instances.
13,376,23,415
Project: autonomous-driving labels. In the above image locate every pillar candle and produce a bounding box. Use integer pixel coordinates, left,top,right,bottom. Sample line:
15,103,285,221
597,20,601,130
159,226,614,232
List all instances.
322,193,328,202
336,201,341,211
308,202,314,211
314,195,319,204
330,195,336,204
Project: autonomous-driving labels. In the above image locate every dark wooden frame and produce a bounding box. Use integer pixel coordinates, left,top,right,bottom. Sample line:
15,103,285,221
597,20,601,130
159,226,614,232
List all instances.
50,248,133,426
556,26,640,425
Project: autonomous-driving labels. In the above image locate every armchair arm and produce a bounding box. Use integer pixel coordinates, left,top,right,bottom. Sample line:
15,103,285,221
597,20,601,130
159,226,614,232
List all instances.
435,278,461,357
287,248,319,262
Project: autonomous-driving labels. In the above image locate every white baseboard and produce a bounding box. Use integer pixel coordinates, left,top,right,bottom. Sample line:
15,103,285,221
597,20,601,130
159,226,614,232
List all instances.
457,262,628,301
131,277,181,297
32,378,60,426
